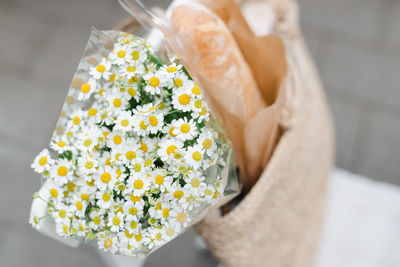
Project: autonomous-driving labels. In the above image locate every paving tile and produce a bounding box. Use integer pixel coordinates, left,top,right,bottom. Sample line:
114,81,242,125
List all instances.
144,230,218,267
326,90,363,172
0,70,67,146
356,111,400,185
298,0,384,40
0,4,58,73
320,41,400,110
385,0,400,48
0,218,106,267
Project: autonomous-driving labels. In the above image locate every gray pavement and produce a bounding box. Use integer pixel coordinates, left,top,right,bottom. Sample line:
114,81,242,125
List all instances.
0,0,399,266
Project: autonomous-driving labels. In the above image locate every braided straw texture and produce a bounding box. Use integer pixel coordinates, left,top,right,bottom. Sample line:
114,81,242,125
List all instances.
193,0,334,266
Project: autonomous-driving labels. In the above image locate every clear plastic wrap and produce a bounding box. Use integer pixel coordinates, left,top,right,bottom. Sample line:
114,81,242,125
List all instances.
29,15,240,257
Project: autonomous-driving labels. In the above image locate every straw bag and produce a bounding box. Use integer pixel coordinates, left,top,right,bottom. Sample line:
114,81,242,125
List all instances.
193,0,334,266
118,0,334,265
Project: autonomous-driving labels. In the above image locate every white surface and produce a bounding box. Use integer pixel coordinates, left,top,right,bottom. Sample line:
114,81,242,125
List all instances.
316,169,400,267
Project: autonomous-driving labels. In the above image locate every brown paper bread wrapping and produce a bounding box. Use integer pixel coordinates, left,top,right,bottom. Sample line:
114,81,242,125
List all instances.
169,1,287,192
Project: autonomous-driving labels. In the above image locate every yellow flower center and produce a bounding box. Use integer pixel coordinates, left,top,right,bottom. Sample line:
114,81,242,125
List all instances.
149,116,158,126
129,207,138,215
202,139,212,149
85,161,93,169
103,192,110,201
125,230,134,238
96,64,106,73
178,94,190,105
112,217,120,226
117,50,126,58
149,77,160,87
50,188,58,198
133,163,141,172
81,83,91,93
192,152,202,161
127,66,136,72
166,228,175,237
166,145,177,155
88,108,97,116
113,135,122,145
135,233,142,242
73,116,80,125
140,121,148,130
101,172,111,183
109,74,116,82
57,141,66,147
191,178,200,188
167,66,177,72
145,159,152,166
130,221,138,229
192,86,201,95
169,127,177,137
104,238,112,248
58,209,66,218
93,217,101,225
83,139,92,147
134,180,143,189
131,51,139,60
121,119,129,127
173,190,184,199
63,225,68,235
76,201,83,211
57,166,67,176
126,151,136,160
176,212,187,223
156,233,162,241
155,175,164,185
162,208,169,218
194,100,202,109
81,193,90,201
128,87,136,96
204,189,213,196
67,182,75,191
140,142,148,152
180,124,190,133
113,98,121,107
174,78,183,87
39,156,47,166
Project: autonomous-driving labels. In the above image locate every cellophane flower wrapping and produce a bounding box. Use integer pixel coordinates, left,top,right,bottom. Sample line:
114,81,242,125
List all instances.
29,28,240,257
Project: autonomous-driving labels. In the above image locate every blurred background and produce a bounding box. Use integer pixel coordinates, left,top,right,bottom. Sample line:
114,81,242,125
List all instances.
0,0,399,266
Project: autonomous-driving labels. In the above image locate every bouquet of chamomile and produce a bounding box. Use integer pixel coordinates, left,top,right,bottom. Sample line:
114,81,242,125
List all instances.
29,29,239,257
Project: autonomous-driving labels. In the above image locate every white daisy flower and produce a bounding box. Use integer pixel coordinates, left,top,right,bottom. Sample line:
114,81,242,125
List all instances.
52,203,73,224
77,153,98,175
89,210,106,230
198,130,217,156
120,62,145,79
172,118,198,141
110,43,133,65
159,63,182,78
96,191,114,209
145,112,164,134
95,165,118,191
143,71,166,95
170,206,191,227
185,145,205,168
89,59,112,80
114,110,134,132
50,135,70,154
31,149,54,174
172,87,193,112
170,72,190,89
77,78,97,101
107,131,125,150
127,173,151,196
50,158,73,185
98,235,119,253
107,212,125,232
157,138,184,161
